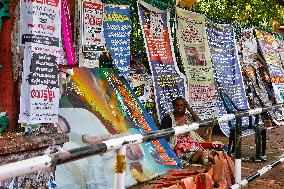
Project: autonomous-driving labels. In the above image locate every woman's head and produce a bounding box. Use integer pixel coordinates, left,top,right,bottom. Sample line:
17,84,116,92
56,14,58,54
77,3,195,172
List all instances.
173,97,187,116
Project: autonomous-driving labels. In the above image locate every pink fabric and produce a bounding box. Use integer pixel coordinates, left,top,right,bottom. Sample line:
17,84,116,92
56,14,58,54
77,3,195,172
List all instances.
61,0,76,68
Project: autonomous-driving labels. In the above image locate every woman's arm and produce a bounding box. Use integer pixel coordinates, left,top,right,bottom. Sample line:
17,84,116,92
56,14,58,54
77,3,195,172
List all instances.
184,100,201,122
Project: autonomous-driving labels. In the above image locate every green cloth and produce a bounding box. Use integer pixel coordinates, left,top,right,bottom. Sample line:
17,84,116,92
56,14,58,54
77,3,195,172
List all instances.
0,0,11,31
0,113,9,133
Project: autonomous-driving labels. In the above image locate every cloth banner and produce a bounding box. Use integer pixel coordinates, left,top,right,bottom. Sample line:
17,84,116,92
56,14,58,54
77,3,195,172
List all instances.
81,0,105,52
19,44,60,124
206,20,250,136
238,29,273,106
256,29,284,103
138,1,186,121
20,0,61,47
61,0,76,67
176,8,218,120
58,68,182,188
103,5,131,79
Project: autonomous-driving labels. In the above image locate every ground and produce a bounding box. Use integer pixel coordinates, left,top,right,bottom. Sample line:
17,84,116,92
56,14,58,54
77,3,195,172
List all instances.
213,125,284,189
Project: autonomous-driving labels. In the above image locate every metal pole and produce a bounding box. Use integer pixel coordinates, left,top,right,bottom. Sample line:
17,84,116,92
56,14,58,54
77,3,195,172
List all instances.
235,116,242,184
114,146,127,189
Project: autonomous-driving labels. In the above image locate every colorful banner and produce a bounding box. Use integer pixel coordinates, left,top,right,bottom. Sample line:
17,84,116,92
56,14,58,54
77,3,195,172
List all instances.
20,0,61,47
176,8,218,120
19,44,60,124
103,5,131,79
138,1,186,121
206,20,250,136
61,0,76,67
256,29,284,103
81,0,105,52
58,68,181,188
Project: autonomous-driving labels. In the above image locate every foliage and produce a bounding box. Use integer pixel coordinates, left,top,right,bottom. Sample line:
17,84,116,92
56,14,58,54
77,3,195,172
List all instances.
191,0,284,29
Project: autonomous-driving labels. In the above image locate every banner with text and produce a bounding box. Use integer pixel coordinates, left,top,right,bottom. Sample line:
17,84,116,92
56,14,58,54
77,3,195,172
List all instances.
206,20,250,136
103,5,131,79
138,1,186,121
256,29,284,103
58,68,182,188
19,44,60,124
81,0,105,52
20,0,61,47
176,8,218,120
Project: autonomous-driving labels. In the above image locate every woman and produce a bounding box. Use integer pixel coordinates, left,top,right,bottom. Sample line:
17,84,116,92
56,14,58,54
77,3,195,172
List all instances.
160,97,211,166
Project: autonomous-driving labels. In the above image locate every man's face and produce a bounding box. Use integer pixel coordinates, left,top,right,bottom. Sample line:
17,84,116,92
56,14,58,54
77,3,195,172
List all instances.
174,99,186,115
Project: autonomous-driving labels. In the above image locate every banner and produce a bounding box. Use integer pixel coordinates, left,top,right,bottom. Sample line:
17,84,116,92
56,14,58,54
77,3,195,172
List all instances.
176,8,218,120
138,1,186,121
206,21,250,136
256,29,284,103
58,68,182,188
103,5,131,79
19,44,60,124
81,0,105,52
20,0,61,47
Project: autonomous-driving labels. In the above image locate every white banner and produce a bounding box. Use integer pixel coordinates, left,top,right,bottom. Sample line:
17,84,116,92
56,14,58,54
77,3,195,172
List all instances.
19,44,60,124
20,0,61,47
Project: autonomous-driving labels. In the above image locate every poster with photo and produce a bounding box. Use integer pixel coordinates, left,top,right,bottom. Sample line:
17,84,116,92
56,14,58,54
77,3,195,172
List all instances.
138,1,186,121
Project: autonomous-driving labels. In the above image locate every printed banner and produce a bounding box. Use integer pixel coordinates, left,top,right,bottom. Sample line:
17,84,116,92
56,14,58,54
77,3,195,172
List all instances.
58,68,181,188
238,29,275,108
256,29,284,103
81,0,105,52
103,5,131,79
206,20,250,136
20,0,61,47
61,0,76,67
176,8,218,120
19,44,60,124
138,1,186,121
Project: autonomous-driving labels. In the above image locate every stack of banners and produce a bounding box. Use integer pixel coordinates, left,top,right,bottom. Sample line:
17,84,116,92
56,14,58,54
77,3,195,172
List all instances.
138,1,186,122
103,5,131,79
238,29,272,106
238,28,258,68
19,0,62,124
206,20,250,136
81,0,105,67
58,68,182,188
61,0,76,67
255,29,284,103
20,0,61,47
176,8,218,120
130,74,158,123
19,45,60,124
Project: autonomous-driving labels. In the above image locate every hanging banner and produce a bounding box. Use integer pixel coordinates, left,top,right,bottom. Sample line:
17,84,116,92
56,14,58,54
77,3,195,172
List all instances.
20,0,61,47
81,0,105,52
19,44,60,124
61,0,76,68
138,1,186,121
103,5,131,79
206,20,250,136
255,29,284,103
58,68,182,188
176,8,218,120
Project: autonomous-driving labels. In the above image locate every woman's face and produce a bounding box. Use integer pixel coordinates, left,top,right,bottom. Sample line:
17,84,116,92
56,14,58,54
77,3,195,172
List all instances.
173,99,186,115
187,48,197,57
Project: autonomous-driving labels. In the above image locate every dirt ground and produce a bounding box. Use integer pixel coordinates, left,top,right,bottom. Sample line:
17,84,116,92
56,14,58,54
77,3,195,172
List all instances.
212,125,284,189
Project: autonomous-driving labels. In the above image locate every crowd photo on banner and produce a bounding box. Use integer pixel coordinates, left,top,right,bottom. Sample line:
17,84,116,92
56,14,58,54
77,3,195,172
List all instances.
1,0,284,188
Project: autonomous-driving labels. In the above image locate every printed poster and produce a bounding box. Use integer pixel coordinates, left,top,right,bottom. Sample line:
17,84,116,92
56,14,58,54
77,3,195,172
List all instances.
19,44,60,124
256,29,284,103
20,0,61,47
57,68,182,188
206,20,250,136
81,0,105,52
103,5,131,79
138,1,186,121
176,8,218,120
